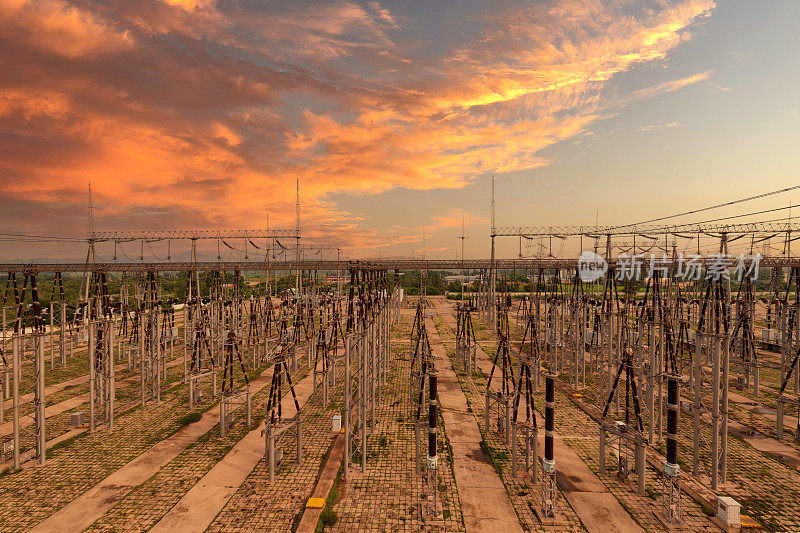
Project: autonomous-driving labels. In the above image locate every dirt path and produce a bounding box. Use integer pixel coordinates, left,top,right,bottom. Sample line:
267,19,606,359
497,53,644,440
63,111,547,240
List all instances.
28,367,274,533
426,315,523,532
296,434,344,532
149,370,316,532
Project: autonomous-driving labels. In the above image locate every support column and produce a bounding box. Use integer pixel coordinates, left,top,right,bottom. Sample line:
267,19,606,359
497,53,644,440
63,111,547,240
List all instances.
344,333,351,480
89,321,96,433
720,332,729,484
648,321,655,443
60,302,67,368
542,373,557,518
361,325,367,470
37,334,45,464
49,302,54,369
297,415,303,464
139,315,145,406
692,330,702,477
636,440,646,496
109,322,115,429
267,424,275,483
662,373,681,524
599,428,606,472
426,370,439,517
12,336,20,470
711,333,720,491
490,236,496,331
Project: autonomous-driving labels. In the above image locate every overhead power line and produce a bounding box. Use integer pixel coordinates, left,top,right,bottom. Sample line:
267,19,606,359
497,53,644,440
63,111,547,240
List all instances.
0,232,84,242
610,184,800,229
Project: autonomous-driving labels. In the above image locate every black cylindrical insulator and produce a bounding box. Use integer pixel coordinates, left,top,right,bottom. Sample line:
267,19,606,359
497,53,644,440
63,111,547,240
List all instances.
545,404,554,432
666,376,679,466
545,436,554,462
667,379,679,431
667,406,678,436
666,434,677,466
429,373,438,458
545,374,555,462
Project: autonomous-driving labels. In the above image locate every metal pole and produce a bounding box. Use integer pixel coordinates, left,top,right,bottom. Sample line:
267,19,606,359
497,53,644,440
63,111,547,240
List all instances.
427,370,439,516
60,302,67,368
721,332,729,484
12,336,20,470
648,321,655,443
220,396,226,437
297,415,303,463
89,321,95,433
49,302,54,369
711,333,720,491
361,325,367,470
139,315,145,406
156,311,162,404
37,334,46,464
344,333,350,480
109,322,115,429
692,330,702,476
267,424,275,482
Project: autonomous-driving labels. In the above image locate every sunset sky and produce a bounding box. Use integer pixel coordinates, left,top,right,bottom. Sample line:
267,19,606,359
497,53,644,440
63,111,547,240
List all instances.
1,1,799,260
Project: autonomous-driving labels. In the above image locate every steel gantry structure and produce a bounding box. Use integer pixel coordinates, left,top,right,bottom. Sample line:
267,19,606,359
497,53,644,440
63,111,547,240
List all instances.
2,255,799,275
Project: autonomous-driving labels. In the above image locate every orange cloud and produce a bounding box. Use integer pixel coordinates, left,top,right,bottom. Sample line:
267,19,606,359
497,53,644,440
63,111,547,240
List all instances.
0,0,716,256
212,122,243,147
634,70,713,99
160,0,215,10
0,88,70,121
0,0,134,59
432,210,488,230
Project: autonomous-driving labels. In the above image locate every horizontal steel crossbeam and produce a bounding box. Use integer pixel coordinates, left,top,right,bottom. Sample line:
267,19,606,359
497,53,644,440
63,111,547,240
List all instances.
91,229,299,241
494,222,800,238
0,256,798,273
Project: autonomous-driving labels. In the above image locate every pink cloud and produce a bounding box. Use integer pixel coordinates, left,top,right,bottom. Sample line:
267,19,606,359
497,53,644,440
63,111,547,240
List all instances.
0,0,716,256
0,0,134,59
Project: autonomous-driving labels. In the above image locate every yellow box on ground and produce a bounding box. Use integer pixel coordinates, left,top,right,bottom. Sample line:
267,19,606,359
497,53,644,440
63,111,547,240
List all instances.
306,498,325,509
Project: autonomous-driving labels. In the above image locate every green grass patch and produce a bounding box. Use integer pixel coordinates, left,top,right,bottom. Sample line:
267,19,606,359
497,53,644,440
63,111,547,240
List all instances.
47,430,88,458
179,411,203,426
319,508,338,528
479,439,508,475
313,463,343,532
